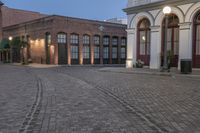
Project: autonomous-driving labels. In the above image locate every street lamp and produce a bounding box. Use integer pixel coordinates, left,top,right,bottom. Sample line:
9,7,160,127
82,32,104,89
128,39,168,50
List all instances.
163,6,171,71
8,36,13,63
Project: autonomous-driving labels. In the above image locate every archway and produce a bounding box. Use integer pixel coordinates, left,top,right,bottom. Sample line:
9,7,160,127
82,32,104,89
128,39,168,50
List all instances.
193,11,200,68
137,18,151,66
161,14,179,67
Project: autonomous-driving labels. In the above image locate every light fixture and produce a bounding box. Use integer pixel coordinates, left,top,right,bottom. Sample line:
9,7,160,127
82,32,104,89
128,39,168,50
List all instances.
142,36,146,41
163,6,171,15
8,36,13,41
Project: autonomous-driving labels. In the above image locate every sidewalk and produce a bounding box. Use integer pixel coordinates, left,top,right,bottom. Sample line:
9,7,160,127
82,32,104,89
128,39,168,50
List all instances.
99,67,200,77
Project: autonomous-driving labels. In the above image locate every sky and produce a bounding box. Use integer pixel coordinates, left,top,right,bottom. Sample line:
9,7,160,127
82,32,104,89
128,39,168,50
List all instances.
1,0,127,21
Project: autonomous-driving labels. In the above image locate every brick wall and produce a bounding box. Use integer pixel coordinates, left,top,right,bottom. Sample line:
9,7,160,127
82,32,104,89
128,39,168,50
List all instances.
2,6,47,27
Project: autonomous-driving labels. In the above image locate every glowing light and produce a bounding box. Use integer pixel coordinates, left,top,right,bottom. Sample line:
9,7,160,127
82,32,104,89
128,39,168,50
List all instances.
163,6,171,14
142,36,146,41
9,36,13,41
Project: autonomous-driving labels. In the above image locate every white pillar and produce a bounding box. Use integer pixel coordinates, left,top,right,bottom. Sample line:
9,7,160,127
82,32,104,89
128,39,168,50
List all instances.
178,23,192,70
150,26,161,69
126,28,136,68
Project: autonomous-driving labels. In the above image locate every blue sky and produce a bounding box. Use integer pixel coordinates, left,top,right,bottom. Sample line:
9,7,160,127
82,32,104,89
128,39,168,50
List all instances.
1,0,127,21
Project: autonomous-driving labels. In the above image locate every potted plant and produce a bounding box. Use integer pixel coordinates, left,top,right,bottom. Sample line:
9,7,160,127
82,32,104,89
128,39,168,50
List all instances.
135,59,144,68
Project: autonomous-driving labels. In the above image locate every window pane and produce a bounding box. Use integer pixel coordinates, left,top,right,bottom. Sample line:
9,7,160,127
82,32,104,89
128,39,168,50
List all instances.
103,47,109,59
121,47,126,59
71,46,78,59
103,37,109,45
94,36,100,45
83,35,90,44
94,46,100,59
71,34,79,44
167,28,172,51
58,34,67,44
83,46,90,59
140,31,145,55
112,47,117,59
174,28,179,55
196,25,200,55
112,38,118,46
121,38,126,46
46,34,51,44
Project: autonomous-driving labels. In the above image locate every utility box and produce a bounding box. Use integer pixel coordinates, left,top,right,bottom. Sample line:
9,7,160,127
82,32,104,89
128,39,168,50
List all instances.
181,59,192,74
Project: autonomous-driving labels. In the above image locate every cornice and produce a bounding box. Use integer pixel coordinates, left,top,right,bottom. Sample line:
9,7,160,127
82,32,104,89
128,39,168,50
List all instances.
124,0,199,14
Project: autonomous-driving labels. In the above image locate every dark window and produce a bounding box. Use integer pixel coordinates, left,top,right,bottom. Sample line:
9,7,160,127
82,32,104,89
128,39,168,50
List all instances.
70,34,79,44
103,47,109,59
71,46,78,59
112,47,117,59
83,35,90,45
57,33,67,44
121,38,126,46
94,46,100,59
103,37,109,45
94,36,100,45
121,47,126,59
112,38,118,46
83,46,90,59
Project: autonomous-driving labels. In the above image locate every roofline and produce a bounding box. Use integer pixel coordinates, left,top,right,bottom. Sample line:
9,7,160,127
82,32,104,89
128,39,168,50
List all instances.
2,5,47,16
123,0,199,14
51,15,127,27
3,15,127,30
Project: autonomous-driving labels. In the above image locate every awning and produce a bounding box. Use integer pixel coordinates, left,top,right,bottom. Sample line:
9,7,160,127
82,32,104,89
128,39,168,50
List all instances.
0,39,10,50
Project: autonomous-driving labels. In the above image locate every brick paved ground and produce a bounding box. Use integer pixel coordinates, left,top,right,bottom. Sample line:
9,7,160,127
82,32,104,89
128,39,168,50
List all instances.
0,65,200,133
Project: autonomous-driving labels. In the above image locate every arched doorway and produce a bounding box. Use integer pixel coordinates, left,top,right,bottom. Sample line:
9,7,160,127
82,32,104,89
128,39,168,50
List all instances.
137,18,151,66
193,11,200,68
161,14,179,67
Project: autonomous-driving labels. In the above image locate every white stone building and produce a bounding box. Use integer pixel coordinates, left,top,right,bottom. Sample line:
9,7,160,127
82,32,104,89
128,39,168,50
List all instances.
124,0,200,69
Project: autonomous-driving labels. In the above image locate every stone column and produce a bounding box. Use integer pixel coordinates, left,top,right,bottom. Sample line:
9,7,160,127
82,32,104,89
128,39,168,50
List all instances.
178,23,192,69
79,34,83,65
126,28,136,68
150,26,161,69
67,34,71,65
90,35,94,65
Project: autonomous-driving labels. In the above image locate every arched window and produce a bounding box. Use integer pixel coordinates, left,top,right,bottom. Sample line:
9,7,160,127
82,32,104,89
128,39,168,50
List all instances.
193,11,200,68
70,34,79,64
94,35,100,45
94,35,100,64
112,37,118,63
82,35,90,64
162,14,179,67
103,36,110,64
46,32,51,45
57,33,67,44
121,37,127,64
83,35,90,45
137,18,150,65
70,34,79,44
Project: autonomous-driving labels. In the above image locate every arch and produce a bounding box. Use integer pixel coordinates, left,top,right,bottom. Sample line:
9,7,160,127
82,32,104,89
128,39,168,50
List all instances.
185,2,200,22
137,18,151,66
129,12,154,28
155,6,184,26
192,10,200,68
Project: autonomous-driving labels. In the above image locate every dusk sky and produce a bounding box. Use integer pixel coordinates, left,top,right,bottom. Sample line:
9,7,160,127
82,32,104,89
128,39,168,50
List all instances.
1,0,127,21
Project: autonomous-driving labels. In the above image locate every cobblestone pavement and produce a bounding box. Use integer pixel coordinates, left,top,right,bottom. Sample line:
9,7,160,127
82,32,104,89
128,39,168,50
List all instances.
0,65,200,133
0,65,37,133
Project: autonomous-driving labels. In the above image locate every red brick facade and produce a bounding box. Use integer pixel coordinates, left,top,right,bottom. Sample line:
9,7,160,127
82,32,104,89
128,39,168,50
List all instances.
1,5,127,65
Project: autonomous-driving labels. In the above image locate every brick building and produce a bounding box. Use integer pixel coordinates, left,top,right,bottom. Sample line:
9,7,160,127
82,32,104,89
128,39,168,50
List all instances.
0,2,127,65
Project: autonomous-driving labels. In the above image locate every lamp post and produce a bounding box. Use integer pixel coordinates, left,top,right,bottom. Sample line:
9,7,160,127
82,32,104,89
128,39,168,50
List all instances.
163,6,171,71
8,36,13,63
